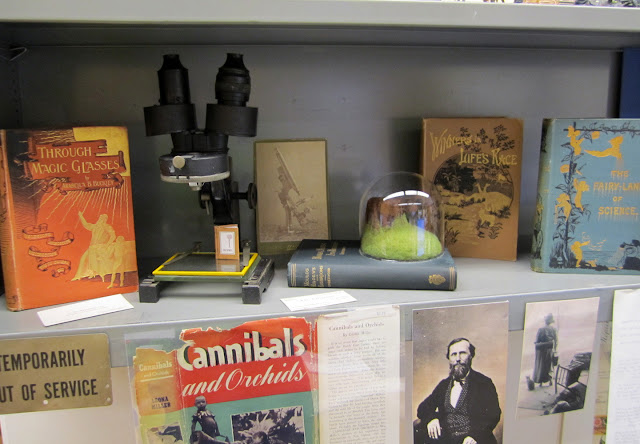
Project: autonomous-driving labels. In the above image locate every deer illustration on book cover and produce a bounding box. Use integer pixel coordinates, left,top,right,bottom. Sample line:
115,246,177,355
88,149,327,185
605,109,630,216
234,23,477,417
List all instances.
531,118,640,274
421,118,523,261
0,127,138,310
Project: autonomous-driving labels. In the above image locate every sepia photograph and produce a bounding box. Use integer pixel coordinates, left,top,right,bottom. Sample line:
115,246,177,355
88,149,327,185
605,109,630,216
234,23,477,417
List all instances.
231,406,306,444
412,302,509,444
516,297,600,418
255,139,330,257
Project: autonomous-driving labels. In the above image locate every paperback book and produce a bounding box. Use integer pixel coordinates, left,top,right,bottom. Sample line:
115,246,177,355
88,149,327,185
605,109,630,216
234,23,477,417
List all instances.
531,118,640,274
420,117,523,261
0,127,138,310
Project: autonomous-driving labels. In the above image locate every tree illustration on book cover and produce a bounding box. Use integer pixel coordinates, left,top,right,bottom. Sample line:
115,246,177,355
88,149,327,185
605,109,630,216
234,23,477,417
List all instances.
421,118,523,260
532,118,640,274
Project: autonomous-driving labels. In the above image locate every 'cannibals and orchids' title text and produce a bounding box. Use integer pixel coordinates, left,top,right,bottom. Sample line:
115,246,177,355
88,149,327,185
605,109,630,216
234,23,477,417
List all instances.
177,328,307,371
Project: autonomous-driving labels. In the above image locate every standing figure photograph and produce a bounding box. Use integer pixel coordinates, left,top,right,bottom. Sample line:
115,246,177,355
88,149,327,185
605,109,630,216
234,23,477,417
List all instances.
527,313,558,390
516,297,600,418
413,303,508,444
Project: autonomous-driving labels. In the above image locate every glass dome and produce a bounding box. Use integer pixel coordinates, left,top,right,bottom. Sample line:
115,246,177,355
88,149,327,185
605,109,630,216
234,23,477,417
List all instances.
359,172,444,261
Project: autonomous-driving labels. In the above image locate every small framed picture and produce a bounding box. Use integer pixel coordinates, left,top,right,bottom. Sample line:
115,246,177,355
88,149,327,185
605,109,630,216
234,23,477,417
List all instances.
255,139,330,257
214,224,240,260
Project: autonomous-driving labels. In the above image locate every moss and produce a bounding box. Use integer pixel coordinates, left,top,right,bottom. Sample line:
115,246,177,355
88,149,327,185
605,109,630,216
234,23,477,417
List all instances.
361,215,442,261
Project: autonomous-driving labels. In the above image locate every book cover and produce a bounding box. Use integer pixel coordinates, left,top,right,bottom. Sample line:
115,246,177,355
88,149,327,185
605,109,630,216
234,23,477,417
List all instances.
420,117,523,261
255,139,330,259
531,118,640,274
0,127,138,311
132,317,317,444
619,48,640,118
287,239,457,291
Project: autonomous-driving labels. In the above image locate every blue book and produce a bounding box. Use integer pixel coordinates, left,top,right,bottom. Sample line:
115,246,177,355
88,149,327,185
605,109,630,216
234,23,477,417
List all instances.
288,239,457,290
620,48,640,118
532,118,640,274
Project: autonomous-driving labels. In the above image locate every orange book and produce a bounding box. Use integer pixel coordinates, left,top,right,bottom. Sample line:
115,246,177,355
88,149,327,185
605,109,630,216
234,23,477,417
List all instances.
0,127,138,311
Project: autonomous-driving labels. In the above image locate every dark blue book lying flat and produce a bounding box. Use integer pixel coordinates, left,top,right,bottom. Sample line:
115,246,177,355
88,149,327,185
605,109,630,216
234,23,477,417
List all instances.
287,239,457,291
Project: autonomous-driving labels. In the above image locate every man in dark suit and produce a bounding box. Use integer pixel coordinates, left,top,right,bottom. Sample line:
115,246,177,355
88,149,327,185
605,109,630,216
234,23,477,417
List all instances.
414,338,501,444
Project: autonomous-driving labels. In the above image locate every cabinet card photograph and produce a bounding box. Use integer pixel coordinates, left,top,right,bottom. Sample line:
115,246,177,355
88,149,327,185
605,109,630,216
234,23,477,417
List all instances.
255,139,330,257
516,297,600,418
412,302,508,444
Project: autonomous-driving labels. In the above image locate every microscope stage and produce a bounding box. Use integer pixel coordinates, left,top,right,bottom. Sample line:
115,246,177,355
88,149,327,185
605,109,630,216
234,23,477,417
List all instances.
152,252,259,282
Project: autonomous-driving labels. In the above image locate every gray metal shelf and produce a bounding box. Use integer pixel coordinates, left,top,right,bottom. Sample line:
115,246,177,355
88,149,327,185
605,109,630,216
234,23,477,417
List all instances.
0,0,638,370
1,1,640,49
1,256,637,367
1,0,639,32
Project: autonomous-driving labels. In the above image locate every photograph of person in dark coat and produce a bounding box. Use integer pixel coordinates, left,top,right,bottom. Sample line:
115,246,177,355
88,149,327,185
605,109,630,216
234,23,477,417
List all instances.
414,338,501,444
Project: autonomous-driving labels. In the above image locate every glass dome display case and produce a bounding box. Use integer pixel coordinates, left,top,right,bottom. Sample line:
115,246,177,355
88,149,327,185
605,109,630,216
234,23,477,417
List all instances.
359,172,444,261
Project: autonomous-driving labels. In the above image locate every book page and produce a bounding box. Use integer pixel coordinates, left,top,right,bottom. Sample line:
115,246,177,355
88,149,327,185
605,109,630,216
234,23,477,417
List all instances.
317,305,400,443
607,289,640,443
592,321,611,443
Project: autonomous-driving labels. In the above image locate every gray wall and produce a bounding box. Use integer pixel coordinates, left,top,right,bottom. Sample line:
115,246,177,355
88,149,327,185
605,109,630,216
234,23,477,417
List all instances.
11,45,619,260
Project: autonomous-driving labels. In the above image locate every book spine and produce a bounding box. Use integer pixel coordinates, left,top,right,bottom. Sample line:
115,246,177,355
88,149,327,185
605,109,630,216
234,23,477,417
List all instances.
530,119,555,272
0,131,21,310
287,261,456,290
620,48,640,118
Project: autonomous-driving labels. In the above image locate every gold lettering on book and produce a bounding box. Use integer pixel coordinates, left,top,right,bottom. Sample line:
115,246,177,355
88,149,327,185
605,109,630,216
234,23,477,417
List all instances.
430,129,480,162
593,170,640,220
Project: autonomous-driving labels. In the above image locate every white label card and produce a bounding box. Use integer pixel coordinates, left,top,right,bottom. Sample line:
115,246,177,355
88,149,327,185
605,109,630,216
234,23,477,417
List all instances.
281,290,357,311
37,294,134,326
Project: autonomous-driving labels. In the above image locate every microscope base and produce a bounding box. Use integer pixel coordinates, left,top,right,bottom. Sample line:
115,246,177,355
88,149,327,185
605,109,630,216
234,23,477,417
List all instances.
139,253,274,304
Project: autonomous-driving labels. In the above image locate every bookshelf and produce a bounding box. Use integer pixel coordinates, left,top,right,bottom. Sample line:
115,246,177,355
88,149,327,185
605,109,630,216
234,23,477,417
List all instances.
0,2,638,442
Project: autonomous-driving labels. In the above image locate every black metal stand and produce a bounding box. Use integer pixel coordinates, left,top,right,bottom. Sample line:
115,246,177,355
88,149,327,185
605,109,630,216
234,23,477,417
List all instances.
138,256,274,304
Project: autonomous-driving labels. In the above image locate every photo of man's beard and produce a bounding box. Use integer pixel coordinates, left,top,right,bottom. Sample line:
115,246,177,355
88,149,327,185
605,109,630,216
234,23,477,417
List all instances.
449,360,471,381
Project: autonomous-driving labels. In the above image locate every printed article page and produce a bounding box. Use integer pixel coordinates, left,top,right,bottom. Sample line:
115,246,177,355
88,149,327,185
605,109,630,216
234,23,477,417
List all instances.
316,305,400,444
607,289,640,443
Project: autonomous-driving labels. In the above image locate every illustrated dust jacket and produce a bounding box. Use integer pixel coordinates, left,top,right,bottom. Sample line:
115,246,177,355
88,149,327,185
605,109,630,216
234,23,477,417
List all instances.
132,317,317,444
0,127,138,310
420,117,523,261
531,118,640,274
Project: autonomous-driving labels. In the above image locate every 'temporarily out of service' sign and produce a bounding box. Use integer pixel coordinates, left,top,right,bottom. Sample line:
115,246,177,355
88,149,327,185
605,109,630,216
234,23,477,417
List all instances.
0,333,112,413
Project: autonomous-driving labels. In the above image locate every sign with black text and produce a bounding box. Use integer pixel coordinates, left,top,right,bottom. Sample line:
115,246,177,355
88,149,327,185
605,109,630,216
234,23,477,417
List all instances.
0,333,112,414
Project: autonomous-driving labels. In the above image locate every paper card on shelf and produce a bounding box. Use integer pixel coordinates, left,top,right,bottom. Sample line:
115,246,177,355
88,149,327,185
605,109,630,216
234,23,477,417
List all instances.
607,288,640,443
280,290,356,311
37,294,134,326
316,305,401,443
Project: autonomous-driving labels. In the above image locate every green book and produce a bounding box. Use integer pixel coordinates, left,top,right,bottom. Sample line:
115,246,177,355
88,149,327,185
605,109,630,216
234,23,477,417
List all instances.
287,239,457,290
